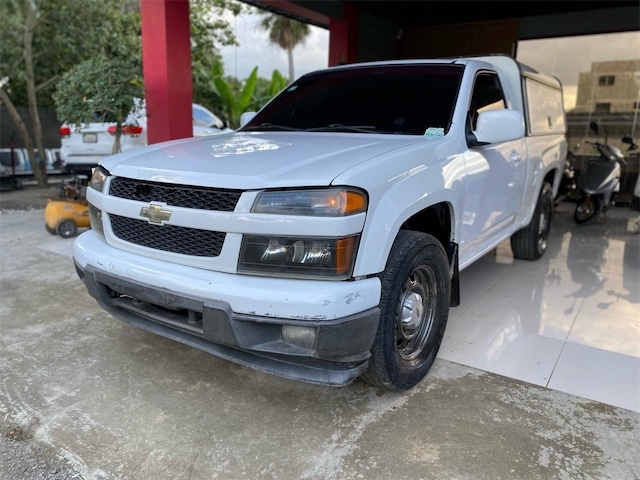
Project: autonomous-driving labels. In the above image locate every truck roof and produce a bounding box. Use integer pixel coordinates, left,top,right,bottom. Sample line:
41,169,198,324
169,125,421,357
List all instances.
316,54,562,118
461,54,563,118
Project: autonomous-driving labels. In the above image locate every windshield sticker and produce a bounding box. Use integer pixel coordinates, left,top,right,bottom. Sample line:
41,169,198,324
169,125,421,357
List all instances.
424,127,444,137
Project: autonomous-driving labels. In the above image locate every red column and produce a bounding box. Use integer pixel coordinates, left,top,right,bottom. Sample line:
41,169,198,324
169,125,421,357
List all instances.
140,0,193,144
329,1,359,66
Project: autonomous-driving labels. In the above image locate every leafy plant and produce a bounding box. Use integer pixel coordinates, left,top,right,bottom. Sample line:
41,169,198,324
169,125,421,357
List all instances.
206,58,289,128
250,69,288,112
53,55,144,154
210,61,258,129
268,69,288,98
190,0,246,114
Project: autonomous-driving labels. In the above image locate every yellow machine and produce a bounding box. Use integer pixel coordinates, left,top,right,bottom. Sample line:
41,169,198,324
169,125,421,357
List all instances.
44,175,90,238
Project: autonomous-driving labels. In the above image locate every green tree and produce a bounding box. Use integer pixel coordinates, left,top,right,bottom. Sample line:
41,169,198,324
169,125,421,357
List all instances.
0,0,241,187
259,14,310,82
53,56,144,155
191,0,246,115
0,0,141,187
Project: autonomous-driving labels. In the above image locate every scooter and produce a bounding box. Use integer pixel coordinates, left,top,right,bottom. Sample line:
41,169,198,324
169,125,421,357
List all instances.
573,121,636,224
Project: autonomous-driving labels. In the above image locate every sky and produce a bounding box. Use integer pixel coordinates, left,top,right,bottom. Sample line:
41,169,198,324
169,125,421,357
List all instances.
218,11,640,111
516,31,640,110
218,11,329,82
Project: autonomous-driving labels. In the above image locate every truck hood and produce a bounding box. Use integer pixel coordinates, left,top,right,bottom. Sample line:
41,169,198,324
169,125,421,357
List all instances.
101,132,425,189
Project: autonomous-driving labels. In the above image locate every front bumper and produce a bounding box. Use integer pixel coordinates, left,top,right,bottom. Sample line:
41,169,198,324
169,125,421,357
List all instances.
73,231,382,386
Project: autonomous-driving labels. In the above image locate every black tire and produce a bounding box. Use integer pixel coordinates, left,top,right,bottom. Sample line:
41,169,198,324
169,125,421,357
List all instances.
57,220,78,238
574,196,602,225
362,231,451,391
45,224,57,235
511,182,553,260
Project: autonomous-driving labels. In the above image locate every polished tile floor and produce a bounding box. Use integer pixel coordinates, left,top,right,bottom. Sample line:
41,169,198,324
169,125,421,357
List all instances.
440,201,640,413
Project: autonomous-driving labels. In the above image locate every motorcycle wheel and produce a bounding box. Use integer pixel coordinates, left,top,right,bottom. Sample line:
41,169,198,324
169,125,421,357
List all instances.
574,196,602,225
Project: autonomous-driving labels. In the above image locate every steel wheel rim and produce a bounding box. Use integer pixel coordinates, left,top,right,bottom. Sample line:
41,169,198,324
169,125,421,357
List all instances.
395,264,437,364
538,203,550,252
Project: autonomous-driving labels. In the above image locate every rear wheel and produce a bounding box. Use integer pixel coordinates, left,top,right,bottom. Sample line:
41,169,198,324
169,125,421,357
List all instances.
57,220,78,238
362,231,450,391
511,182,553,260
574,196,602,225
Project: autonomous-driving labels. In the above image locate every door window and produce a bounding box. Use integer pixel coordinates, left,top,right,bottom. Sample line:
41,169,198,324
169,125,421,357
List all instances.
468,72,507,130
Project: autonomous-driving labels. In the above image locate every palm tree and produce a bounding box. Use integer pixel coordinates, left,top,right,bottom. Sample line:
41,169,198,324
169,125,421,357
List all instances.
259,14,310,82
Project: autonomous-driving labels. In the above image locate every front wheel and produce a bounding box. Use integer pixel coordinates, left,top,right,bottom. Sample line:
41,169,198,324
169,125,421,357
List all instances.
574,196,602,225
362,231,450,391
511,182,554,260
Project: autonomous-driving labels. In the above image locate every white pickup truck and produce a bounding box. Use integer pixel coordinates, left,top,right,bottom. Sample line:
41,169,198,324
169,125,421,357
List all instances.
73,54,566,390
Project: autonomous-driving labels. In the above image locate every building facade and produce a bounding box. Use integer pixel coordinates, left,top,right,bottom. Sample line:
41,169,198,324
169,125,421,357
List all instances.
574,60,640,114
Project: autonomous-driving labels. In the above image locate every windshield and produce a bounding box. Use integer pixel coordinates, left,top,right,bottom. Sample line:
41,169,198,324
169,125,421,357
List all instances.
242,64,464,135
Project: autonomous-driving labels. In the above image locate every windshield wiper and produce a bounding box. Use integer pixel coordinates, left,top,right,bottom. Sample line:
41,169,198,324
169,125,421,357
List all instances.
307,124,378,133
243,123,304,131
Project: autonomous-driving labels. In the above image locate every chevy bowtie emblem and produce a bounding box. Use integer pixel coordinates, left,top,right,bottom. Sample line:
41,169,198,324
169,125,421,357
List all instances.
140,204,172,225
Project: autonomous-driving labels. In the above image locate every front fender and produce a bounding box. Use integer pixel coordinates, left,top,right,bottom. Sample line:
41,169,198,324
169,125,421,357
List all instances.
352,159,463,277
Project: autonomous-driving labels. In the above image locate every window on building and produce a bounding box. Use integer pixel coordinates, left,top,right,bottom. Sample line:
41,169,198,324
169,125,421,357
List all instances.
634,101,640,110
598,76,615,86
595,103,611,113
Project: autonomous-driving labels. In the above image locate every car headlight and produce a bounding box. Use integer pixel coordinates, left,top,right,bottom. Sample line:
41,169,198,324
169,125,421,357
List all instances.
252,188,367,216
90,166,110,192
239,235,359,280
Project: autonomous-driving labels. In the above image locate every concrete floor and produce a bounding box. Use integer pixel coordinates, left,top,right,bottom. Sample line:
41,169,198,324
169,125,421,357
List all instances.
1,204,639,480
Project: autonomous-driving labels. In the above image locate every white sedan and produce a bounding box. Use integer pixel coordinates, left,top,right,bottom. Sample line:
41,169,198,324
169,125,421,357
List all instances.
59,102,233,174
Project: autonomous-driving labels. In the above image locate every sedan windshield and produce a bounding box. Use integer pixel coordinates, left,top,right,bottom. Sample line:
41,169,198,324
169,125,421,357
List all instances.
242,64,464,135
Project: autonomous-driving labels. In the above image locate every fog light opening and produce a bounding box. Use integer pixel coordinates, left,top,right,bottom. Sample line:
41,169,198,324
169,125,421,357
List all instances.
282,325,317,350
88,203,105,239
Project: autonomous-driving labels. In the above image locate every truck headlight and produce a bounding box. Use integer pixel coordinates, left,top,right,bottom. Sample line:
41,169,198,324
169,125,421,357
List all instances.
239,235,359,279
90,166,110,193
252,188,367,216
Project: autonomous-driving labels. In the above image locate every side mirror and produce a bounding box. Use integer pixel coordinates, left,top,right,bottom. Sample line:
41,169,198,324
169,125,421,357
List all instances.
472,109,524,145
589,121,599,135
240,112,257,128
623,136,638,151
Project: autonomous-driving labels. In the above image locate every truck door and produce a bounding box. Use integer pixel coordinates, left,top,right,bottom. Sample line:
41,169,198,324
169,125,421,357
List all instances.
460,71,527,259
